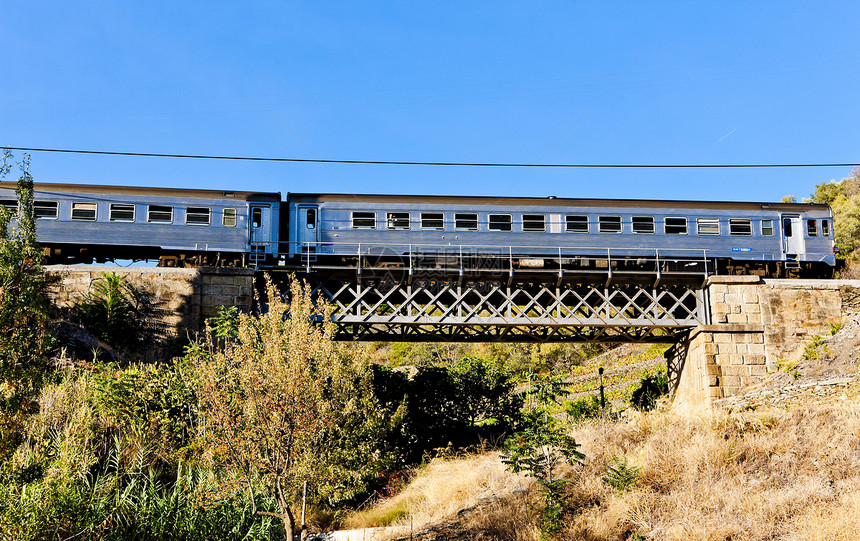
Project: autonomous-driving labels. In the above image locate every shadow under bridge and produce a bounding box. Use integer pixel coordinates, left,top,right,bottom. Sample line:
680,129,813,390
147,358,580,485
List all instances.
306,276,709,343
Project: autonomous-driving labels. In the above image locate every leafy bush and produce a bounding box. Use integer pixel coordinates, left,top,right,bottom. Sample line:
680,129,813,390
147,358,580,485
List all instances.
630,372,669,411
565,394,602,423
78,271,163,352
190,277,392,539
372,356,523,465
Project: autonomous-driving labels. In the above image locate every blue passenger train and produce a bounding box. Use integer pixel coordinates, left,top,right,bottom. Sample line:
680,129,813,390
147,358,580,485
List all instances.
0,182,837,279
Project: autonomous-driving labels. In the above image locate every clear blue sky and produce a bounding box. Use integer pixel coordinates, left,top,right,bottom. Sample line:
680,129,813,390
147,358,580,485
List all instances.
2,1,858,202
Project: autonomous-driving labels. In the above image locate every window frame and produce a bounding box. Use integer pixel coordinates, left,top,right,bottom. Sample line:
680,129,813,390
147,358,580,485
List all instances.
521,213,546,232
696,217,720,236
761,219,774,237
109,203,135,223
147,204,174,224
729,218,753,237
454,212,479,231
185,206,211,226
386,211,410,231
664,216,688,235
71,202,97,221
565,214,589,233
806,219,818,237
822,219,830,237
351,211,377,230
420,212,445,231
598,215,622,234
632,216,655,235
223,208,237,227
488,213,513,232
34,200,58,220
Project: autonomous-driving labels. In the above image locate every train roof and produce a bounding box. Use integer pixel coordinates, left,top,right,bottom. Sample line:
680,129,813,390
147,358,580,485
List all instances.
0,181,281,203
287,192,831,212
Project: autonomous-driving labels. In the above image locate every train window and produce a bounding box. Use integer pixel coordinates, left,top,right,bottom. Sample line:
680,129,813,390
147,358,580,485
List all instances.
522,214,545,232
420,212,444,230
455,213,478,231
729,219,752,236
488,214,512,232
822,219,830,237
0,199,16,211
386,212,410,230
783,217,793,237
186,207,211,226
305,208,317,229
806,219,817,236
761,219,774,237
223,208,237,227
598,216,622,233
109,203,135,222
352,211,377,230
697,218,720,235
34,201,58,219
148,205,173,224
664,217,687,235
252,208,262,228
565,215,589,233
71,202,97,221
632,216,655,234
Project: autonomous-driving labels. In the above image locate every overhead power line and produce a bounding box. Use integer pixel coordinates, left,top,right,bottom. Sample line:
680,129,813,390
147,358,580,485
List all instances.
6,146,859,169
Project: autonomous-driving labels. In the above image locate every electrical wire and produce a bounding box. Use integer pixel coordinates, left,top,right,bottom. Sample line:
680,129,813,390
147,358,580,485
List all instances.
5,146,858,169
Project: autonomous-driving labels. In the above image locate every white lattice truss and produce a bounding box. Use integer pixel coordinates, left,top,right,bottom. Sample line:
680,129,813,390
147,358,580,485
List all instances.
310,278,709,342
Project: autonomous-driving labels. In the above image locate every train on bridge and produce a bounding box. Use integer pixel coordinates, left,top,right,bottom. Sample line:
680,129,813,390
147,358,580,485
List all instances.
0,182,837,281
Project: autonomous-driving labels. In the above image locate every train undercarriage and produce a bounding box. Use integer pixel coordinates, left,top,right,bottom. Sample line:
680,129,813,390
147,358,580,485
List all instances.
41,244,835,281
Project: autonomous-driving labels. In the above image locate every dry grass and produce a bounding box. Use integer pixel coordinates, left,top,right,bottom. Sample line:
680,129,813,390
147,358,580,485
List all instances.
350,395,860,540
565,399,860,540
345,453,538,540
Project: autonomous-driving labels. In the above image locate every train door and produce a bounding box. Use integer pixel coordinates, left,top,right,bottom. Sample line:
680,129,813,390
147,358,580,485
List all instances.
249,204,272,261
780,214,804,256
296,205,319,253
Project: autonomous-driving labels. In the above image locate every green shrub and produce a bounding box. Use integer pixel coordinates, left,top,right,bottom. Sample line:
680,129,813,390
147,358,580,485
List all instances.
630,373,669,411
565,395,602,423
603,455,640,492
78,272,163,352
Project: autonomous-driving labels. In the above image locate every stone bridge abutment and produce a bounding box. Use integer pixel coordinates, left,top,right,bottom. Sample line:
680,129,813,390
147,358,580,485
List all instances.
669,276,860,411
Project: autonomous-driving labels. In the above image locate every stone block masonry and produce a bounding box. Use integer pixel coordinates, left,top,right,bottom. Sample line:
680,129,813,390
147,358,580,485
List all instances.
46,266,255,337
670,276,860,411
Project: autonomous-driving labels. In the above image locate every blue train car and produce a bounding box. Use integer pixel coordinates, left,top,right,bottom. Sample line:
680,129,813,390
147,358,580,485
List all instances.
0,182,281,266
285,193,836,278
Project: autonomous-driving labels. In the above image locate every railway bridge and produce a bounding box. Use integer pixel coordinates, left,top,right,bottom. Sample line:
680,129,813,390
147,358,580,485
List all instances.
46,265,859,408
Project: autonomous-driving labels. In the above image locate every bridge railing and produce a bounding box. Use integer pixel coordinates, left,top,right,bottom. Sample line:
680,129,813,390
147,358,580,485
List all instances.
284,241,711,284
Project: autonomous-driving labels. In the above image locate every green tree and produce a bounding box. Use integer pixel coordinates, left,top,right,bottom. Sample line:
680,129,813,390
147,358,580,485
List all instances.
809,169,860,259
503,373,584,538
0,150,51,458
191,277,390,539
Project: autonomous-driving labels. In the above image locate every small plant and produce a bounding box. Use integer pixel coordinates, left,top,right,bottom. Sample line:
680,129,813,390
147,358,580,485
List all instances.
830,322,843,335
792,370,801,380
776,357,797,372
603,455,640,492
565,395,601,423
210,305,240,341
802,335,827,361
